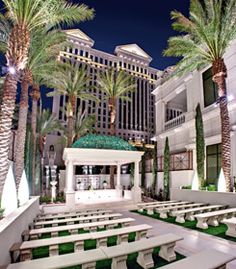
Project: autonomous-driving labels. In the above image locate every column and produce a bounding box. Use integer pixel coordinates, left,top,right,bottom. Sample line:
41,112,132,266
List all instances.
134,160,140,188
132,160,142,203
65,160,75,209
116,164,122,198
66,160,74,192
116,164,121,188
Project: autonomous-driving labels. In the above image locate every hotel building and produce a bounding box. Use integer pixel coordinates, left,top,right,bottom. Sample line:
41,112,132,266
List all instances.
51,29,161,146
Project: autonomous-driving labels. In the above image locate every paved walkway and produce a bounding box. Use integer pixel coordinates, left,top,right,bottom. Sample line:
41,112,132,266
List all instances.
115,208,236,268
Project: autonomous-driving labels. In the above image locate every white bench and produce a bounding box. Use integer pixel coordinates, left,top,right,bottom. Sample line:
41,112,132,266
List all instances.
35,209,112,222
7,233,183,269
12,224,152,262
100,233,183,269
195,208,236,229
33,213,122,229
24,218,135,240
222,217,236,238
157,203,205,219
172,205,225,223
137,200,178,212
144,201,191,215
39,208,106,217
160,249,235,269
7,248,106,269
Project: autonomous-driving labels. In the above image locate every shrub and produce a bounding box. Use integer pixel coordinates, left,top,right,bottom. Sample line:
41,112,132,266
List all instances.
40,195,51,204
181,185,192,189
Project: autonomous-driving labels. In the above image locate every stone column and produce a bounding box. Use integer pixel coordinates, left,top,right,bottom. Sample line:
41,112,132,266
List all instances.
65,160,75,209
116,164,122,198
132,160,142,203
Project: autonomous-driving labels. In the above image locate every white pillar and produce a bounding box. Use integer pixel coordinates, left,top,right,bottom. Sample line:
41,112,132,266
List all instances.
116,164,121,188
116,164,122,197
134,161,140,188
65,160,75,209
132,160,142,203
66,161,74,192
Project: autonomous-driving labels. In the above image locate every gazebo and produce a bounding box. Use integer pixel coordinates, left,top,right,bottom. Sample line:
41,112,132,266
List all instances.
63,135,144,208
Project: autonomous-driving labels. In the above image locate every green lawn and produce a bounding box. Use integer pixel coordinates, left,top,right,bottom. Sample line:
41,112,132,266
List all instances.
132,210,236,243
31,226,185,268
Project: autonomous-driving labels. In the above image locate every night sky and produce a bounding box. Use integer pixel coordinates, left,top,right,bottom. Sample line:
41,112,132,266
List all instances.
72,0,190,70
0,1,190,109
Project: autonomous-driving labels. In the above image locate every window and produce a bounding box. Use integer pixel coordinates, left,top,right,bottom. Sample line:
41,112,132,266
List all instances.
203,68,218,107
206,143,221,183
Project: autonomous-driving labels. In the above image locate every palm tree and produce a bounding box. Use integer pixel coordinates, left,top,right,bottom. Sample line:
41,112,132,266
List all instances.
46,63,98,147
97,68,136,188
163,0,236,192
36,109,63,193
0,0,94,199
58,107,96,146
14,29,67,193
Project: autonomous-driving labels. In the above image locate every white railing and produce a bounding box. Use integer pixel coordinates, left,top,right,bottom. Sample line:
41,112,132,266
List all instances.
164,113,186,131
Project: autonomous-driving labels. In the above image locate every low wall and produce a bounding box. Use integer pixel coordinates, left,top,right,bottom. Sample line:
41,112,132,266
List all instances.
170,188,236,207
146,171,193,194
0,197,40,266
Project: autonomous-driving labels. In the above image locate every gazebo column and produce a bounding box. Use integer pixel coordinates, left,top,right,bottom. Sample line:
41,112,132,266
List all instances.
132,160,142,203
116,164,122,198
65,160,75,208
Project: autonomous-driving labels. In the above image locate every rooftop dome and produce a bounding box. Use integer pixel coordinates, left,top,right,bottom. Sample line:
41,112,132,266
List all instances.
72,134,137,151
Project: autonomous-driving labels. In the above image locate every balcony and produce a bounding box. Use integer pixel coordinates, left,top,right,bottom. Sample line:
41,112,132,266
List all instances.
164,113,186,131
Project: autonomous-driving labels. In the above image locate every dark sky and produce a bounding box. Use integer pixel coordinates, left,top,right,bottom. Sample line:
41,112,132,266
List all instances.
72,0,190,70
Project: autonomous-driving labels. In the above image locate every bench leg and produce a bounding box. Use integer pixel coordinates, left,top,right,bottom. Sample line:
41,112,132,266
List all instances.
30,234,39,240
52,223,58,227
74,240,84,252
147,209,154,215
185,213,195,221
117,234,128,244
137,248,154,269
159,242,176,262
136,230,147,240
160,212,168,219
69,229,78,235
196,218,208,229
67,221,74,225
225,224,236,238
82,262,96,269
89,226,97,232
97,237,107,247
176,214,185,223
208,217,219,227
20,249,32,261
111,255,128,269
138,208,144,213
107,224,116,229
51,232,59,237
122,222,130,228
35,225,42,229
49,245,59,256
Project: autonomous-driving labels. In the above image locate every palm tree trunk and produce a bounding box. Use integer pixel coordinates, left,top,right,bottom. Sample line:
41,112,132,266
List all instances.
0,73,18,199
67,116,74,147
212,58,232,192
109,102,116,189
14,77,29,191
31,85,40,195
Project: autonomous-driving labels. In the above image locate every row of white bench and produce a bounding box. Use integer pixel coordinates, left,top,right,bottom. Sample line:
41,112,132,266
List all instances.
139,201,236,237
35,209,113,222
32,212,122,229
23,217,135,240
7,233,183,269
11,224,152,262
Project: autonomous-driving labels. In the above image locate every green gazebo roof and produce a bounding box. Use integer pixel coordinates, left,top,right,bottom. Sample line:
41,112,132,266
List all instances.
72,134,137,151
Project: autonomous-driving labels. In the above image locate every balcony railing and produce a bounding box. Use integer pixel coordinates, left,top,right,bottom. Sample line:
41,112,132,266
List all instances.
164,113,186,131
158,151,193,172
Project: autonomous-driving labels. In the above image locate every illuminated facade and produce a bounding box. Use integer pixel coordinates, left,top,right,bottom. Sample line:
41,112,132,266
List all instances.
52,29,161,143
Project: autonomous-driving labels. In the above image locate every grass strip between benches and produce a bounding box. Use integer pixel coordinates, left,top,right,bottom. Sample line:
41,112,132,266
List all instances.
132,210,236,243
